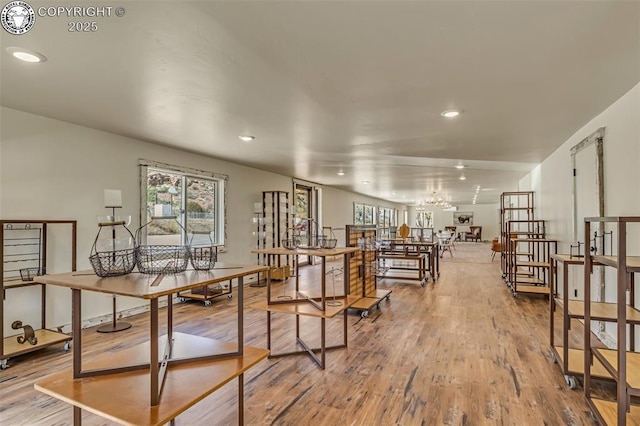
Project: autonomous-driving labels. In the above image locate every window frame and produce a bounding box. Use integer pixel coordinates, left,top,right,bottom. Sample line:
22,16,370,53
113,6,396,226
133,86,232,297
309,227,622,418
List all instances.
139,159,228,246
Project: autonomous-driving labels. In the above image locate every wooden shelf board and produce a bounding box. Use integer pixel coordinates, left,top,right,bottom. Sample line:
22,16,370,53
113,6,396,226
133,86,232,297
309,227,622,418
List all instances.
35,263,267,299
376,270,424,281
2,280,43,290
251,295,361,318
514,276,543,285
551,254,585,264
35,333,268,426
593,348,640,389
514,285,549,295
590,398,640,426
508,231,545,235
563,300,640,323
369,288,392,299
298,290,347,299
3,329,71,358
553,347,612,378
350,297,383,311
592,255,640,272
515,261,550,268
252,246,359,257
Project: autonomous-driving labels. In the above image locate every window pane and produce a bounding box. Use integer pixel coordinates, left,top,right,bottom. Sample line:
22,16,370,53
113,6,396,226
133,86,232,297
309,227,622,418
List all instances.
186,177,216,245
146,170,183,245
354,203,364,225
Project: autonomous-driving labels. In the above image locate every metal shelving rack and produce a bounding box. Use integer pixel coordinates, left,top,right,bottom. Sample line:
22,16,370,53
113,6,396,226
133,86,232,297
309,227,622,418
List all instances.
345,225,391,318
1,220,77,369
260,191,291,281
584,217,640,425
500,191,535,277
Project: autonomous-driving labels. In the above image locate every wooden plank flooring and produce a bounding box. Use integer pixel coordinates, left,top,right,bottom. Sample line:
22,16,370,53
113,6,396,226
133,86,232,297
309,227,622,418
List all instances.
0,243,602,425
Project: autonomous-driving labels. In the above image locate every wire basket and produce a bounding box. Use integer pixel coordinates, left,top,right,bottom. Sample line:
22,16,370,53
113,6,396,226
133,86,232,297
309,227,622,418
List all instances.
135,245,190,274
89,249,137,278
89,220,137,277
282,238,299,250
20,267,42,281
318,227,337,249
189,231,217,270
319,237,337,249
135,216,190,274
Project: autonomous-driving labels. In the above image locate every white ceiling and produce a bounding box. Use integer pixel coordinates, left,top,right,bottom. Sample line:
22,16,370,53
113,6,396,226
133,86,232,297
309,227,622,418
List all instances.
2,1,639,206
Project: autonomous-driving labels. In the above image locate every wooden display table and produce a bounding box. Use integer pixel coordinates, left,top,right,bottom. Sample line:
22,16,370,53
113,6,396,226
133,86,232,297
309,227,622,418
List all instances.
36,333,268,425
251,246,359,309
34,263,267,425
251,246,360,369
377,240,439,283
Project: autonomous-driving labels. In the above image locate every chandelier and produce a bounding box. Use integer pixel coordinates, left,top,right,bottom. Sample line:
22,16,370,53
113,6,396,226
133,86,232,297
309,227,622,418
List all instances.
416,193,452,210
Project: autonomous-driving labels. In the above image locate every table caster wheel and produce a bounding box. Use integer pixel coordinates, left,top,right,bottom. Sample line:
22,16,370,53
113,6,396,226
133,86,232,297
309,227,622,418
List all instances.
565,375,577,389
63,341,71,351
204,300,212,307
179,297,186,303
361,311,368,318
227,294,233,300
0,359,7,370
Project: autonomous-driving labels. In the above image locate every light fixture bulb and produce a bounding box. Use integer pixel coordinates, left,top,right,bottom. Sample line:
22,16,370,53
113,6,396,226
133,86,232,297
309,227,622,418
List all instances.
362,180,370,185
6,47,47,63
455,164,465,169
459,176,466,181
238,135,255,142
441,109,462,118
337,171,345,176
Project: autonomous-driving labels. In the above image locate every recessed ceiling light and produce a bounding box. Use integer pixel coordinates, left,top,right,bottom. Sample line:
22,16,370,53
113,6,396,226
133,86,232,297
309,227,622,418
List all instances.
362,180,370,185
455,164,465,169
441,109,462,118
337,171,345,176
6,47,47,63
238,135,255,142
459,175,466,181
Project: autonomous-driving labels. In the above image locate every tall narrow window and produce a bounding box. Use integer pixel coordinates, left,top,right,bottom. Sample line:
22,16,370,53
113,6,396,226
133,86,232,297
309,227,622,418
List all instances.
139,160,227,246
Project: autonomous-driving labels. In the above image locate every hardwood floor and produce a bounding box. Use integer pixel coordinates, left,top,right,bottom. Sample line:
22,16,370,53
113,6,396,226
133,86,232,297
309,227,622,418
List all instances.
0,243,600,425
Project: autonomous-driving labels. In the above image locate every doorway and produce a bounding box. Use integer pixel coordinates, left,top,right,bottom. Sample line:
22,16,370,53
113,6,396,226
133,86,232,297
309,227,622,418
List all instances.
294,183,318,265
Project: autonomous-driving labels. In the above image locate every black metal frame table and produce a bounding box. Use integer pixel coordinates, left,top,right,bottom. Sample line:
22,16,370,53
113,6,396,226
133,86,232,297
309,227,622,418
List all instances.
251,246,360,369
35,263,267,415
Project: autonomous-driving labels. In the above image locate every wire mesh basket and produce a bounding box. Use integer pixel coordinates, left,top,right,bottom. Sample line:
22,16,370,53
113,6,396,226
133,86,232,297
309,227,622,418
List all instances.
318,227,337,249
135,216,190,274
282,239,297,250
319,237,337,249
20,267,42,281
89,219,137,277
135,245,190,274
189,231,217,270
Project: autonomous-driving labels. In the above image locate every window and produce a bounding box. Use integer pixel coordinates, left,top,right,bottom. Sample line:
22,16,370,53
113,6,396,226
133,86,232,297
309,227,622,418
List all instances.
353,203,376,225
139,159,227,245
415,211,433,228
377,207,397,227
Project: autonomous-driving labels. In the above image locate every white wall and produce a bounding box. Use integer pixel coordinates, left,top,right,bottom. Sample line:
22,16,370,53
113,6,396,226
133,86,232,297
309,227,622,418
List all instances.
0,107,399,334
528,82,640,249
406,204,499,242
523,82,640,346
321,186,403,247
